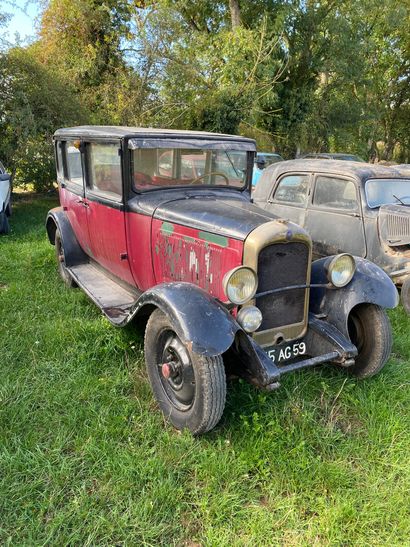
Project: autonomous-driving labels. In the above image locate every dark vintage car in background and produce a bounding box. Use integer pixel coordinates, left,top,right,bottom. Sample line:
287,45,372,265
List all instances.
46,128,398,434
253,159,410,311
0,160,12,234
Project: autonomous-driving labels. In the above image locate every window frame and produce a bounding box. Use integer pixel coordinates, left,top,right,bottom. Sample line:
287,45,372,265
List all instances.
59,139,85,196
270,172,312,208
310,173,360,214
130,146,252,193
84,140,123,204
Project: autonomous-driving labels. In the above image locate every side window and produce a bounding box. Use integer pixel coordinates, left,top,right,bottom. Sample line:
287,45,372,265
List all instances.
273,174,309,206
313,176,358,211
55,141,64,179
66,141,83,187
88,143,122,200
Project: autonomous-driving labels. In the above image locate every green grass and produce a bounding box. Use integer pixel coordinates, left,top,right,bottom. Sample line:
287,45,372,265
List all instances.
1,196,410,546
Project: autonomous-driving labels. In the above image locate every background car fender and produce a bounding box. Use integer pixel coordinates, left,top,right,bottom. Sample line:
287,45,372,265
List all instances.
46,207,87,267
132,282,240,357
309,256,399,337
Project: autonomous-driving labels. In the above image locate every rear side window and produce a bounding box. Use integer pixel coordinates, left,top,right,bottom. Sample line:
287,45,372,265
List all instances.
66,141,83,187
273,174,309,205
88,143,122,199
313,176,357,211
55,141,64,179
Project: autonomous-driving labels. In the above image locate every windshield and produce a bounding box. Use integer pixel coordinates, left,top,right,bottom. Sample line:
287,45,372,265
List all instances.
263,154,283,167
365,178,410,208
132,148,249,190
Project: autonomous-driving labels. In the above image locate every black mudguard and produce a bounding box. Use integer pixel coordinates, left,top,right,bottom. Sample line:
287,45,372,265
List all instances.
46,207,87,267
132,283,239,357
310,256,399,337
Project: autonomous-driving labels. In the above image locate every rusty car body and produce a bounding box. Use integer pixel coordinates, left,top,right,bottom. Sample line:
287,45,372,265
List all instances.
252,159,410,311
46,128,398,434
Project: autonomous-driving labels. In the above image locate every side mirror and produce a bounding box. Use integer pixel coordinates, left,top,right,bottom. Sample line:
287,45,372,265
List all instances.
0,173,10,181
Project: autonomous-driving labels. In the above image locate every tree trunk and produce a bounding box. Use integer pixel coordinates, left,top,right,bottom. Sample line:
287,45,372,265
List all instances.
229,0,241,29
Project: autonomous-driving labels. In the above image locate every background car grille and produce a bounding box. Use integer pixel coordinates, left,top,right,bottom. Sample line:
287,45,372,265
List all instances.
256,242,309,331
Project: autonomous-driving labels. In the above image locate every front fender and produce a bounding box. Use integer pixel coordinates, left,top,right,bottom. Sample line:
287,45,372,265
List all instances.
310,256,399,337
133,282,239,357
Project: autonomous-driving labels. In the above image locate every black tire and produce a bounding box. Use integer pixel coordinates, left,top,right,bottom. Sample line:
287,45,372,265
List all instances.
144,308,226,434
347,304,392,379
0,211,9,234
400,277,410,315
55,229,76,288
5,200,11,217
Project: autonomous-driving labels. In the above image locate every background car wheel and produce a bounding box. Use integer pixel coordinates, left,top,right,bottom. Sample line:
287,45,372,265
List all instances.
0,211,10,234
144,308,226,435
55,229,76,288
400,277,410,315
5,201,12,217
347,304,392,379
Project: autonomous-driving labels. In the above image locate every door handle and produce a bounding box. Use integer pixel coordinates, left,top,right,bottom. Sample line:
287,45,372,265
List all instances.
76,198,89,208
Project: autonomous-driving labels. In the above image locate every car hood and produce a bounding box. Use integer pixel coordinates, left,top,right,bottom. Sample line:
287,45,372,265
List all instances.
378,204,410,246
151,192,279,240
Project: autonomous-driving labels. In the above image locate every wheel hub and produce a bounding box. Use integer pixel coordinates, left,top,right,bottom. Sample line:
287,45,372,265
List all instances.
158,334,195,409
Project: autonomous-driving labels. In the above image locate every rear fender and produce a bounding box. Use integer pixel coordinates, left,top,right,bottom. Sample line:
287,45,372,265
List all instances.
133,282,239,357
46,207,87,267
310,256,399,337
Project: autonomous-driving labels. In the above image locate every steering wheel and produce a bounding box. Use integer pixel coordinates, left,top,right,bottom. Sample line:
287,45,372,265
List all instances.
188,172,230,185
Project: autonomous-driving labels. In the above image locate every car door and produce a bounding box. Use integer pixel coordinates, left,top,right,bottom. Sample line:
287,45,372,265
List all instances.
58,140,91,254
305,174,366,258
84,140,134,285
265,173,311,226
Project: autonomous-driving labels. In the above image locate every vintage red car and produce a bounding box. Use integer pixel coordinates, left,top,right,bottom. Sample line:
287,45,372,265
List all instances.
46,126,398,434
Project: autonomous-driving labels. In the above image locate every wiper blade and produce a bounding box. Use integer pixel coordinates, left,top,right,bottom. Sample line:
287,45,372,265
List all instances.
225,151,241,178
393,194,406,205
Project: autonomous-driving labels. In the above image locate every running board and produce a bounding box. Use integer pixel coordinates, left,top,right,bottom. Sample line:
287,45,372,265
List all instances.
69,263,140,325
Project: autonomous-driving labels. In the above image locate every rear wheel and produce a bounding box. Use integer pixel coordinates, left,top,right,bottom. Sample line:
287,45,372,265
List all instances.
55,229,76,288
347,304,392,378
144,308,226,434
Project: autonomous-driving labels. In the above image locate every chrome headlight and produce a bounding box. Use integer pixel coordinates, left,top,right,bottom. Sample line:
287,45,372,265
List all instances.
223,266,258,305
237,306,263,333
327,254,356,287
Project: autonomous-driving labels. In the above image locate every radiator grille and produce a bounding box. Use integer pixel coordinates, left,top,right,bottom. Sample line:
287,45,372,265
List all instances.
256,242,309,331
386,214,410,239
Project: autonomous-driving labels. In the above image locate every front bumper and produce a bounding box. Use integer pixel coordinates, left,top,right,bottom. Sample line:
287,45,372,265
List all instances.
235,313,358,389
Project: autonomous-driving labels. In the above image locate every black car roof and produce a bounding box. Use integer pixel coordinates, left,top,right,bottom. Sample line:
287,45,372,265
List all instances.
53,125,256,145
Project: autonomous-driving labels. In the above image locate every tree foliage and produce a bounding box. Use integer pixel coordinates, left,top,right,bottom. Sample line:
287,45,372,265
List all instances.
2,0,410,190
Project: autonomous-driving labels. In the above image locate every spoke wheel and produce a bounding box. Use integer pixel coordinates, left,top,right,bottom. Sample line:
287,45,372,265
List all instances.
346,304,392,378
144,309,226,434
55,229,76,288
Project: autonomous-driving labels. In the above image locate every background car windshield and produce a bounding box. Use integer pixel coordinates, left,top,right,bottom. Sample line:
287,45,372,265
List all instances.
132,148,248,190
366,178,410,208
264,154,283,167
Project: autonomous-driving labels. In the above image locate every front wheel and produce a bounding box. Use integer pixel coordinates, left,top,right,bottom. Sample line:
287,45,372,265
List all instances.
144,309,226,434
400,277,410,315
0,211,10,234
347,304,392,378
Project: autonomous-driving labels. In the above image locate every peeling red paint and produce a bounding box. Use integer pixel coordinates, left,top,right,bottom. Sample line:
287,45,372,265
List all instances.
152,219,243,302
